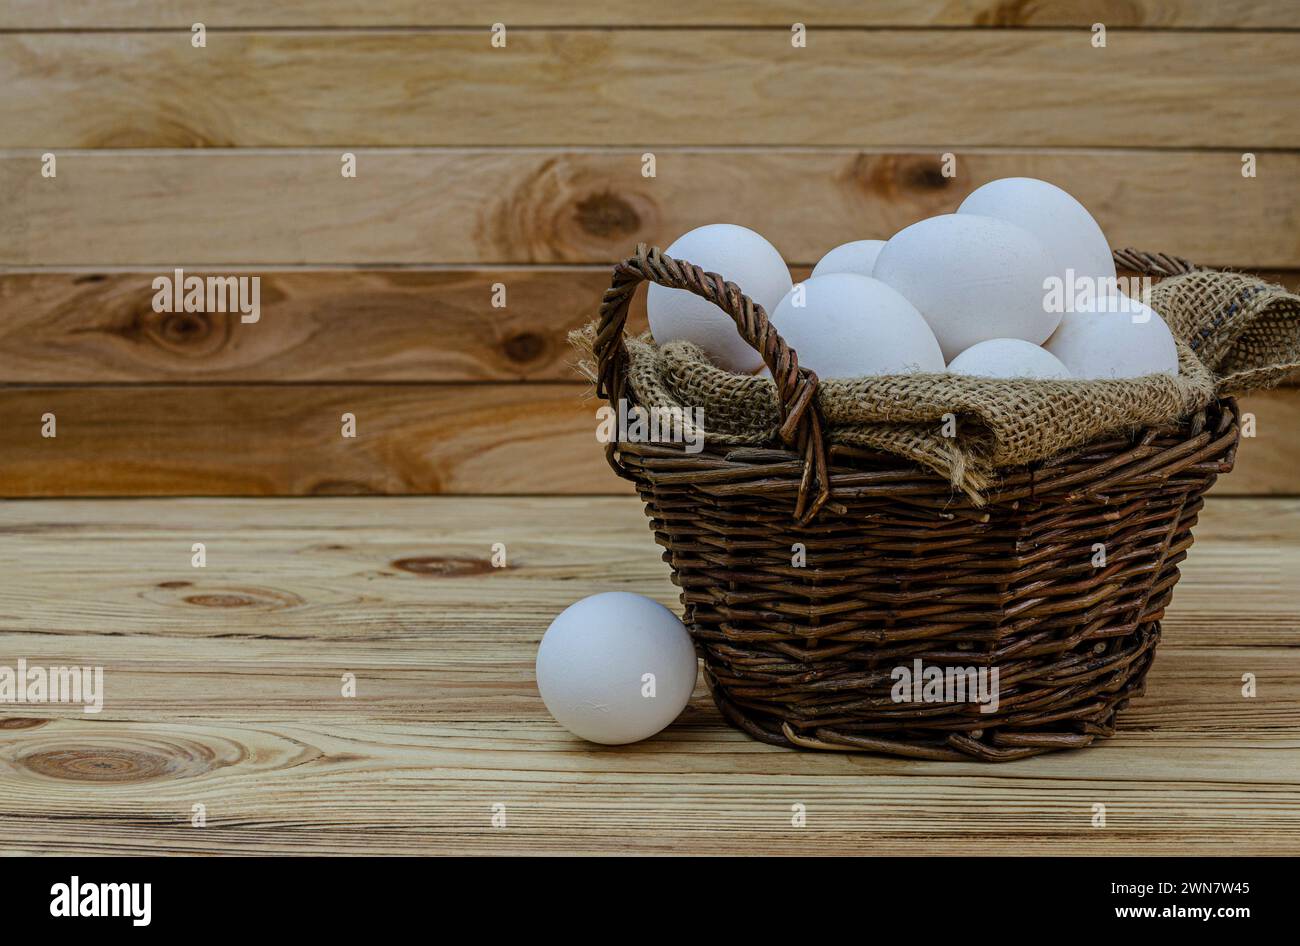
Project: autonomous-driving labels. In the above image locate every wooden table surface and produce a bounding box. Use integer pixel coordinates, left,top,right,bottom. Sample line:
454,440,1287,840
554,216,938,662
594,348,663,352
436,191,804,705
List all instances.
1,494,1297,856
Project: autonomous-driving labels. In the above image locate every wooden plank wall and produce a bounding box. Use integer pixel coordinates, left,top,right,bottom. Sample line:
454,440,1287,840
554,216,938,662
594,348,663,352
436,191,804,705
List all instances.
1,2,1297,496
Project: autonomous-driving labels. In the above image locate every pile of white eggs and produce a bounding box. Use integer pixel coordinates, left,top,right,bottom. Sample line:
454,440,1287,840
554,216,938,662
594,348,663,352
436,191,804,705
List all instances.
647,177,1180,382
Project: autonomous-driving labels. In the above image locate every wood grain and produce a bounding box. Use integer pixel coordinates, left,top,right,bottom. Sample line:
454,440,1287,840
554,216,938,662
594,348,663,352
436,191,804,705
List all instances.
0,384,629,496
0,269,645,382
1225,388,1300,495
4,149,1297,267
0,495,1295,855
6,1,1297,29
2,31,1295,149
2,715,1296,856
3,267,1297,383
0,385,1293,496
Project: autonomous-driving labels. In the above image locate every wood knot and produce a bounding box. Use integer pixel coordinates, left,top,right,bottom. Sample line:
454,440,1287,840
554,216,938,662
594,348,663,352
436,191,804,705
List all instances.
157,310,214,344
903,158,952,191
502,331,546,364
19,748,180,783
145,583,304,611
479,156,658,261
574,191,641,238
132,305,231,356
184,593,259,608
392,556,497,577
849,154,952,198
0,718,48,731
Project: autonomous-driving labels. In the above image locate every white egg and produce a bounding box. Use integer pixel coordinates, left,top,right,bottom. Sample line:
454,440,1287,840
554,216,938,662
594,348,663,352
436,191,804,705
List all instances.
947,338,1072,380
769,274,945,379
1044,294,1179,379
958,177,1117,292
873,214,1061,361
648,224,792,372
535,592,698,745
811,239,886,279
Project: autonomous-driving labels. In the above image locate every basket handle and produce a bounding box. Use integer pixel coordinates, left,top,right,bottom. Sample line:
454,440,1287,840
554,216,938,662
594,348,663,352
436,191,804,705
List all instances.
1112,247,1195,278
594,243,831,523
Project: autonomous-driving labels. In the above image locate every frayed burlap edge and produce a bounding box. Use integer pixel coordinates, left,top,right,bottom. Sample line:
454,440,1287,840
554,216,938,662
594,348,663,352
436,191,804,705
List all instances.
1151,269,1300,393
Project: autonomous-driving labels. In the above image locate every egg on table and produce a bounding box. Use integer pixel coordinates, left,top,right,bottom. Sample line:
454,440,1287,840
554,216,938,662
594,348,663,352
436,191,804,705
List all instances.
768,273,945,379
535,592,699,745
647,224,792,372
872,213,1062,361
1044,294,1180,379
958,177,1116,294
811,239,886,279
947,338,1072,380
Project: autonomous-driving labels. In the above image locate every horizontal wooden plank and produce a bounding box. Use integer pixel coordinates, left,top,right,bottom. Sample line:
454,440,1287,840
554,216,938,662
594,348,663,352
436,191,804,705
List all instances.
0,496,1294,648
1221,388,1300,496
0,268,646,382
2,267,1297,384
0,495,1295,854
2,31,1295,148
6,1,1296,29
0,385,1294,496
2,714,1297,855
4,149,1297,267
0,384,628,496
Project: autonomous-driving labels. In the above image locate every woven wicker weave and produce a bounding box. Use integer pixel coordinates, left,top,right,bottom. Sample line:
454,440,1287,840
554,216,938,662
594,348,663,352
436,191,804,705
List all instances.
594,247,1240,761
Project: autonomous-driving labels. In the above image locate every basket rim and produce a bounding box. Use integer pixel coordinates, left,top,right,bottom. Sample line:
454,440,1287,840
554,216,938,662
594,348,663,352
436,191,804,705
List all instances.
607,396,1239,512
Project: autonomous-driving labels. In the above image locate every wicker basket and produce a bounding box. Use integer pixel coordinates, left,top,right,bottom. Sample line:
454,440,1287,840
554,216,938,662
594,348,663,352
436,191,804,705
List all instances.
593,247,1240,761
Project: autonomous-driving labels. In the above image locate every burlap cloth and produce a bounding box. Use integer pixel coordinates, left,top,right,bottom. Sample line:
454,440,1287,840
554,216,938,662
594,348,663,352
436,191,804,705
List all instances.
573,269,1300,500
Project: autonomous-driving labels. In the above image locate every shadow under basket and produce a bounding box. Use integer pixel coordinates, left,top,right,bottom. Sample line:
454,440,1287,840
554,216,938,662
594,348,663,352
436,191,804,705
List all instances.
593,247,1241,762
